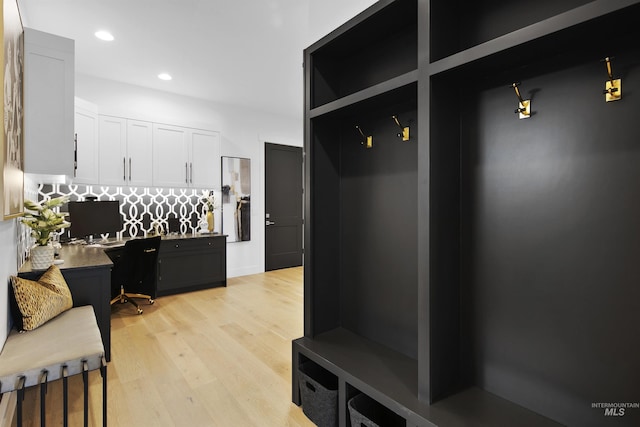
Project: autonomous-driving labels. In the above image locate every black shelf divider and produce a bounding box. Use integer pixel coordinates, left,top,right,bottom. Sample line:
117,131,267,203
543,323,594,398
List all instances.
309,69,418,119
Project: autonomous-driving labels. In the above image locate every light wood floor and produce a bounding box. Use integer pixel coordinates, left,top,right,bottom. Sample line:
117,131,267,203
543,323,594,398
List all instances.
14,267,314,426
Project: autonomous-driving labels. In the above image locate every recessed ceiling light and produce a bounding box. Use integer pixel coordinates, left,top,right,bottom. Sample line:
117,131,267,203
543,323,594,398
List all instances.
94,30,114,41
158,73,172,81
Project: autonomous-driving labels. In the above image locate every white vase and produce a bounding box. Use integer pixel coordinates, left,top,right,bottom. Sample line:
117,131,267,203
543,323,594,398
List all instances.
31,245,54,270
199,217,209,233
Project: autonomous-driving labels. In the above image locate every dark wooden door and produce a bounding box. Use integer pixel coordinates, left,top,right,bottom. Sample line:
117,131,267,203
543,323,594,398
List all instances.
265,143,303,271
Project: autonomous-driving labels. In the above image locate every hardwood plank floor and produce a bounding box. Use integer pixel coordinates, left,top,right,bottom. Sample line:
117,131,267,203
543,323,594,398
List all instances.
14,267,314,426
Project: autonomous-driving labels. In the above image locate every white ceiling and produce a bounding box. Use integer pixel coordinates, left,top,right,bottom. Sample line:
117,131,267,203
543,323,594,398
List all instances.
16,0,378,120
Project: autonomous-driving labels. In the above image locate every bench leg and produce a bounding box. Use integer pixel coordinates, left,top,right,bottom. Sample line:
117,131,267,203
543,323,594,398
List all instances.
82,361,89,427
101,356,107,427
16,376,25,427
62,365,69,427
40,370,48,427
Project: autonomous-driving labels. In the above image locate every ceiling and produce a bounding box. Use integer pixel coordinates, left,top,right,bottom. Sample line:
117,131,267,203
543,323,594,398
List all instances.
16,0,378,120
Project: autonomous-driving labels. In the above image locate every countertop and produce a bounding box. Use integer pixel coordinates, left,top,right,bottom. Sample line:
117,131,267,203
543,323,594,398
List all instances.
19,244,113,274
19,233,226,274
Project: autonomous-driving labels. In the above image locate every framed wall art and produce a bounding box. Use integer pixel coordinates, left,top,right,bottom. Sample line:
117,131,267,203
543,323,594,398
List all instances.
2,0,24,219
221,156,251,242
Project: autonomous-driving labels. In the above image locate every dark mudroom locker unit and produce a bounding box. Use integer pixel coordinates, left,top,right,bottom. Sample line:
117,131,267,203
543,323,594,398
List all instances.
293,0,640,426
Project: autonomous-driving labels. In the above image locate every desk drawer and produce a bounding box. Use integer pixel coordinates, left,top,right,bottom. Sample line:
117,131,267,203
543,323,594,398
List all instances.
156,236,227,296
160,236,224,253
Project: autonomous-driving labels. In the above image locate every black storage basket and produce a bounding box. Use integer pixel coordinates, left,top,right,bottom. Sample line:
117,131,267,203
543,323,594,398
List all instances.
298,362,338,427
348,393,404,427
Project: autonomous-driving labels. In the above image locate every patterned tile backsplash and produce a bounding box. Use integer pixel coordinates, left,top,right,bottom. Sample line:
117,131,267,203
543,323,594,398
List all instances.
38,183,220,239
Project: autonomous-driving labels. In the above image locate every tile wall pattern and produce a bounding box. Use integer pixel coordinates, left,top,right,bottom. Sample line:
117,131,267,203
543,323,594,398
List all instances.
38,183,219,239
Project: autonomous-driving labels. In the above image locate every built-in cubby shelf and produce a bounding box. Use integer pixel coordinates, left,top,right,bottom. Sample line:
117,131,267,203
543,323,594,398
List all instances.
309,0,416,109
294,329,561,427
429,0,638,63
309,70,417,118
429,0,640,77
306,89,418,359
295,0,640,425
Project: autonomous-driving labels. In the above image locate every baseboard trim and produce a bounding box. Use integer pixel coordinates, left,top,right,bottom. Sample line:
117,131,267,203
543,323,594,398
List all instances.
227,265,263,278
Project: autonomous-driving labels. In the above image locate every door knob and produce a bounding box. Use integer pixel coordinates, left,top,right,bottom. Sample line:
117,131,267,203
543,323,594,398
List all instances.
266,220,275,226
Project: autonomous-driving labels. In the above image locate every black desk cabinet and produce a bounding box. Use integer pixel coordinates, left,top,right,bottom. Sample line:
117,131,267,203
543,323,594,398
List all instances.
18,246,113,362
156,235,226,297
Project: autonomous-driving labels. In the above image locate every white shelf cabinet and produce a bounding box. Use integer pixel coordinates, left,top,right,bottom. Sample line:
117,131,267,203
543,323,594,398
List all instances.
23,28,74,176
98,116,152,186
189,129,221,189
152,124,189,187
73,99,99,184
152,124,220,189
127,120,153,187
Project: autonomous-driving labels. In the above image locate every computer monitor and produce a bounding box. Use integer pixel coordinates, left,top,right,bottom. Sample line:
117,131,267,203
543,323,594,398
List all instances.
68,200,123,240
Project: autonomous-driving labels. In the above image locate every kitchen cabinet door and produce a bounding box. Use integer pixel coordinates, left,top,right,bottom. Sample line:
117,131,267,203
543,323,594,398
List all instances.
98,116,127,185
23,29,74,176
126,120,153,186
152,123,189,187
73,99,99,184
189,129,221,189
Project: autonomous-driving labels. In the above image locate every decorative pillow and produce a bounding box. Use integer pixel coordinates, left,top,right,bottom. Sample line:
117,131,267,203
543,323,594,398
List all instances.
10,265,74,331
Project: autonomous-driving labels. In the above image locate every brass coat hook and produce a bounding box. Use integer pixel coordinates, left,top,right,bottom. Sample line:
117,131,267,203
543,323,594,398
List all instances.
391,115,410,141
511,82,531,119
603,57,621,102
355,125,373,148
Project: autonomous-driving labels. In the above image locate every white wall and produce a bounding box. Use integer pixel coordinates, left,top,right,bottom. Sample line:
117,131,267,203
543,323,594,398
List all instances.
0,220,17,350
75,74,302,277
306,0,378,46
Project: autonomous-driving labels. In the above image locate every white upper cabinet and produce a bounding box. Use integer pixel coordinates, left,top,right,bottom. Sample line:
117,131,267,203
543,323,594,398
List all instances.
98,116,127,185
126,120,153,187
73,99,99,184
189,129,221,189
23,28,74,176
152,124,189,188
99,116,152,186
153,124,220,189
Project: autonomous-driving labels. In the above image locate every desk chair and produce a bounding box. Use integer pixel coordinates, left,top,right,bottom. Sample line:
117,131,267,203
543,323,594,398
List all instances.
109,236,161,314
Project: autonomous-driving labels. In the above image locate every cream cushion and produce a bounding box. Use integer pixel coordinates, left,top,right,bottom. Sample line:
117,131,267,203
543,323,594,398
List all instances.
0,305,104,393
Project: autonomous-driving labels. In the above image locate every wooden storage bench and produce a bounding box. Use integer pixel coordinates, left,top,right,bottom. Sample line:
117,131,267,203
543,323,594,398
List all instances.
0,305,107,426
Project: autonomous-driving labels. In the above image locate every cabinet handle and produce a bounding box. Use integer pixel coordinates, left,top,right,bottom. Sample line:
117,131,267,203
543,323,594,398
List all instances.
190,163,193,184
158,259,161,280
129,157,132,181
74,133,78,177
185,162,188,184
175,244,179,248
123,157,126,181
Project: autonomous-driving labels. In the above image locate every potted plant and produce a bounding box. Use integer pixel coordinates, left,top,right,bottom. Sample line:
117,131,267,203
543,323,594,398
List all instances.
21,196,70,269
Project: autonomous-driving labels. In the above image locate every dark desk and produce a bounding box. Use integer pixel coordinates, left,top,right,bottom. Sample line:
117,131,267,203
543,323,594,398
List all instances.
19,245,113,361
17,234,227,363
156,234,227,296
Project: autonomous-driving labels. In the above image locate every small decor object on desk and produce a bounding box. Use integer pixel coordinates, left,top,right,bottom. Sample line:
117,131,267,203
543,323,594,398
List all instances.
21,196,70,270
201,190,217,233
30,245,54,270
